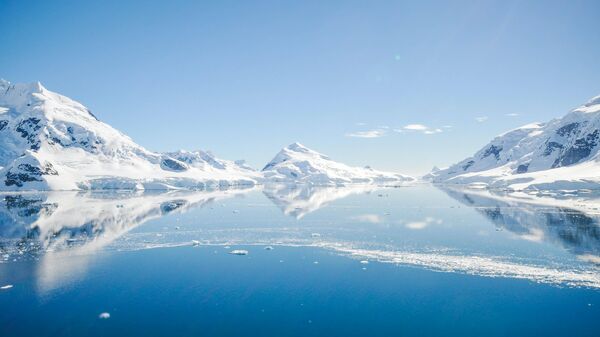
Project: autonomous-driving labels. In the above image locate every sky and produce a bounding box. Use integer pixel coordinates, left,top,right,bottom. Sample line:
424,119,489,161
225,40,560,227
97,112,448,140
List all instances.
1,0,600,175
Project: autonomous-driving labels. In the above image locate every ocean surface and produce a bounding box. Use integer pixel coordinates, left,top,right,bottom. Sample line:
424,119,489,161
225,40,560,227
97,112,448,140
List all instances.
1,185,599,336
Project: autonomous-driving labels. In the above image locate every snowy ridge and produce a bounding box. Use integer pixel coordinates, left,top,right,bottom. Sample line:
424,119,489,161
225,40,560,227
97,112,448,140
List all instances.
262,142,414,185
0,80,413,190
0,79,259,190
428,93,600,190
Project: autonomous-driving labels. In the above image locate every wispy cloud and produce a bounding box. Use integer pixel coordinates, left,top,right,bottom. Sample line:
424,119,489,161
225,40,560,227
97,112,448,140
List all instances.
505,113,519,117
403,124,428,131
396,124,443,135
475,116,488,123
351,214,382,223
346,129,387,138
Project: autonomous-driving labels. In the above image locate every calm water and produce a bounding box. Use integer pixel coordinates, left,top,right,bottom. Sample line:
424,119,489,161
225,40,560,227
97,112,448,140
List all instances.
1,185,599,336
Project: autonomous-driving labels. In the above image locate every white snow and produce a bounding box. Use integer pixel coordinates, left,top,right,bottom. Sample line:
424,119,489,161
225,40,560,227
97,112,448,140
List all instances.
0,79,259,190
428,92,600,190
262,142,414,185
0,80,413,190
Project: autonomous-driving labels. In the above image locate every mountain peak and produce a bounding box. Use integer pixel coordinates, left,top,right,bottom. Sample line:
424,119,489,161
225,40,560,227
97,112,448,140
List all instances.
286,142,309,152
263,143,413,184
0,79,48,108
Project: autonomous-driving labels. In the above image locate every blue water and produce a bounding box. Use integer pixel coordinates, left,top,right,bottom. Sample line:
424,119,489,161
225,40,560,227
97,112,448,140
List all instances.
1,185,599,336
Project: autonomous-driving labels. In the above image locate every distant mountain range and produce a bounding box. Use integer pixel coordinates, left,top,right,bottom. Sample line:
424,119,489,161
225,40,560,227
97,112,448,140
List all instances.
0,80,412,190
427,93,600,190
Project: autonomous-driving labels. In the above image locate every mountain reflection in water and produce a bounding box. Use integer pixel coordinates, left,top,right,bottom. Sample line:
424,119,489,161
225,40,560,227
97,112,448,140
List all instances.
1,185,600,291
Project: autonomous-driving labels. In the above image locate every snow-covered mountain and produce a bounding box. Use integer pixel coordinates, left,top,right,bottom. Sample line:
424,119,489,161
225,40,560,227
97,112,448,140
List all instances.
262,143,414,185
428,93,600,190
0,79,259,190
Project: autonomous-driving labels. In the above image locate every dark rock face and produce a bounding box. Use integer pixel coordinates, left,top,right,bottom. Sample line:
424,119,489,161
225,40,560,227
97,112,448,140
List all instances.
161,158,188,172
556,122,580,137
4,162,59,187
543,141,564,156
482,145,502,160
462,160,475,171
553,130,600,168
86,108,99,121
0,120,8,131
15,118,42,151
516,164,529,174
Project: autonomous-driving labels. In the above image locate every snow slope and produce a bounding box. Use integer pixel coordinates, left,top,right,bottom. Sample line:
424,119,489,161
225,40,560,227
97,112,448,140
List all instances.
262,143,414,185
0,79,259,190
428,93,600,190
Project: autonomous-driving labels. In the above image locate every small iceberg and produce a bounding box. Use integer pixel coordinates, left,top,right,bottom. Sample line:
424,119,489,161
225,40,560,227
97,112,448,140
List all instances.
229,249,249,255
1,284,13,290
98,312,110,319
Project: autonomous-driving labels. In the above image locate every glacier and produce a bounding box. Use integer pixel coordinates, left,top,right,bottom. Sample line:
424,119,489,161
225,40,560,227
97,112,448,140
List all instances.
0,79,413,190
427,93,600,190
262,142,414,185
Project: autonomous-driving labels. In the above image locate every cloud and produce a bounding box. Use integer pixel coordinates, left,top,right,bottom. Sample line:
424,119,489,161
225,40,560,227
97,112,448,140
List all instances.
351,214,382,223
355,122,367,126
505,113,519,117
396,124,443,135
346,129,386,138
403,124,429,131
475,116,488,123
424,128,443,134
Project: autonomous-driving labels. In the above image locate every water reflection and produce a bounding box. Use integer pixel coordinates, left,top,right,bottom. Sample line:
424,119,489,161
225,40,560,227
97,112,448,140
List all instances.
1,185,600,290
0,188,254,292
440,187,600,262
263,184,379,219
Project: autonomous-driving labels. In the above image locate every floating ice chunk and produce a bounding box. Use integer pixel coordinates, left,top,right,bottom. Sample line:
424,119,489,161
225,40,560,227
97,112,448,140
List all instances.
1,284,13,290
98,312,110,319
232,210,240,214
360,260,369,264
191,240,200,246
313,261,319,264
311,233,321,238
264,246,274,250
175,226,181,230
229,250,249,255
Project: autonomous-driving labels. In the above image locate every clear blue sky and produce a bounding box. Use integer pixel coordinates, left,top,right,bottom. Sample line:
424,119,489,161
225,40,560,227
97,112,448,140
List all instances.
1,0,599,175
